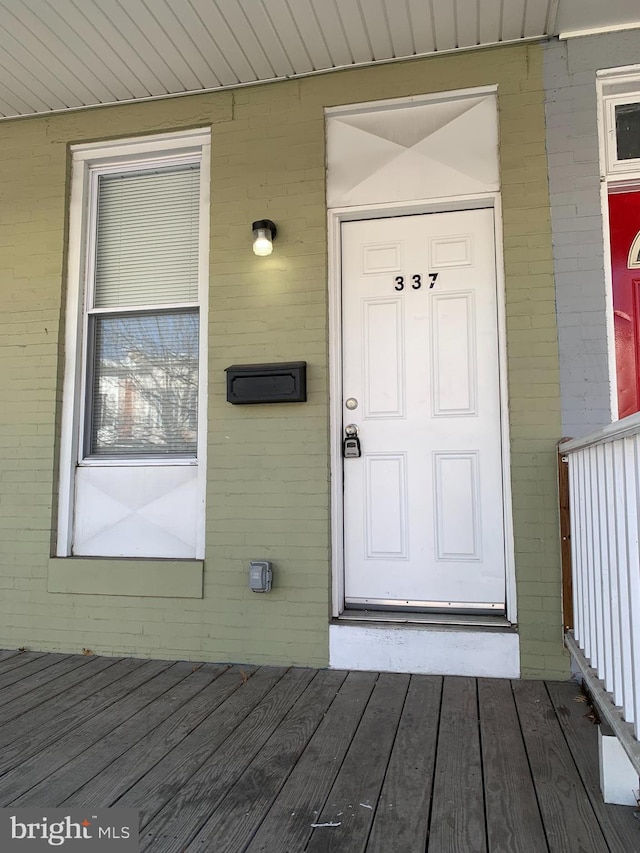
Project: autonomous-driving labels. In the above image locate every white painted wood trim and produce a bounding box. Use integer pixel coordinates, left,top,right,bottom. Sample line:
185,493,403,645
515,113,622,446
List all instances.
493,195,518,623
328,193,517,623
56,160,88,555
559,410,640,453
329,622,520,677
324,85,498,117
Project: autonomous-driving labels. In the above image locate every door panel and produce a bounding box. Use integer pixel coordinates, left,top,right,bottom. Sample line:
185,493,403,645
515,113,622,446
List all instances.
341,210,505,611
609,191,640,419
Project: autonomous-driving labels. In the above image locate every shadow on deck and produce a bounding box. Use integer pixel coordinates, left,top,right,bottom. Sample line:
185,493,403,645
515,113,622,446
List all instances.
0,649,638,852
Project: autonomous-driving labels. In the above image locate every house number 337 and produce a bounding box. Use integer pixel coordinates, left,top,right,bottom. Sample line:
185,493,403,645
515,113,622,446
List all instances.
394,273,438,291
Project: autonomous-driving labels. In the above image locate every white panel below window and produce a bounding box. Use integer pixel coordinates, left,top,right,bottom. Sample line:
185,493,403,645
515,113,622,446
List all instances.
73,465,199,558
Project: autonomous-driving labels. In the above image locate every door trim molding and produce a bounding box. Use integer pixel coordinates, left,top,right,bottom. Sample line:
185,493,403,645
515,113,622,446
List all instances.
328,195,517,623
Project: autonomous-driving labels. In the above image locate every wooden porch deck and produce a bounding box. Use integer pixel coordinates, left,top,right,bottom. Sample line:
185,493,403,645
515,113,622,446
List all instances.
0,649,638,853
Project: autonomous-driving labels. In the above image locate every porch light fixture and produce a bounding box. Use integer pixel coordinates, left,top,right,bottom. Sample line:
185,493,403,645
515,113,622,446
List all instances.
252,219,277,256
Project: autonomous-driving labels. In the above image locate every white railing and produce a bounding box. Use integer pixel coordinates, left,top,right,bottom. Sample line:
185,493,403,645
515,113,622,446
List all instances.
560,413,640,737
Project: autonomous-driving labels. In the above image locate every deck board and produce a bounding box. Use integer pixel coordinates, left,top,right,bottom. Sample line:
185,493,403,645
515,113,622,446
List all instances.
546,681,640,853
366,674,442,853
513,680,611,853
0,650,637,853
244,670,378,853
0,656,137,746
479,678,549,853
12,663,230,807
0,660,194,805
429,676,486,853
187,669,349,853
0,653,97,711
305,672,409,853
139,666,313,850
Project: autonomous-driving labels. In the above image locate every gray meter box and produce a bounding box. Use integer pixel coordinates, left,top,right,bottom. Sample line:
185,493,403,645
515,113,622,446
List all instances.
249,561,273,593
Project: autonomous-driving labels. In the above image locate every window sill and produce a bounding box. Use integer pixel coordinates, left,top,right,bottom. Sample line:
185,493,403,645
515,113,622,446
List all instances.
48,557,203,598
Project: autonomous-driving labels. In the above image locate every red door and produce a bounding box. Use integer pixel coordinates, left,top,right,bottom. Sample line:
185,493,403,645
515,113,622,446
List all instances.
609,191,640,419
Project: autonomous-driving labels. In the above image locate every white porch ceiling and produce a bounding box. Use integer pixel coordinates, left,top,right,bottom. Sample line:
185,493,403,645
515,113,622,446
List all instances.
0,0,638,121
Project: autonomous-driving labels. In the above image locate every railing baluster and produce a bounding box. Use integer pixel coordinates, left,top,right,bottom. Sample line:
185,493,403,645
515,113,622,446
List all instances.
596,442,613,692
624,436,640,735
589,445,604,674
613,439,634,720
569,456,582,645
603,441,621,701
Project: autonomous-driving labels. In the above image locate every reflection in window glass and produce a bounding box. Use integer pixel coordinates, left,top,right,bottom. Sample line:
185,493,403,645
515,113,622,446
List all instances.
615,103,640,161
88,310,199,457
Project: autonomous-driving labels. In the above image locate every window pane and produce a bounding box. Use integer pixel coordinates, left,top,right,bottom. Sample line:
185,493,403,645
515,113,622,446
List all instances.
87,311,199,457
94,165,201,308
615,103,640,161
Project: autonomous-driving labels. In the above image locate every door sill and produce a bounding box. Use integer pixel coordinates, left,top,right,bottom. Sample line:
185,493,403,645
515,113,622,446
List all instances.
336,608,513,629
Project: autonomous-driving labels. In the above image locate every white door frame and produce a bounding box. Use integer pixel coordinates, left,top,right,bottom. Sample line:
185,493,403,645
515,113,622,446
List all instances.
328,193,517,622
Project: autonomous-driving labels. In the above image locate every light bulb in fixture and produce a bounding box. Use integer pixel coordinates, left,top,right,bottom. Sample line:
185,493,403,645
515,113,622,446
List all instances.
252,219,277,256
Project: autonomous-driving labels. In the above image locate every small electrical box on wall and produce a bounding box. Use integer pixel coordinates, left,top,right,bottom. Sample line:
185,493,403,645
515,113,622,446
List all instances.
225,361,307,404
249,561,273,593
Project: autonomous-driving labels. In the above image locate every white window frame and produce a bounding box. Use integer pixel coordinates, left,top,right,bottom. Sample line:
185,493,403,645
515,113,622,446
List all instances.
599,67,640,176
57,128,211,557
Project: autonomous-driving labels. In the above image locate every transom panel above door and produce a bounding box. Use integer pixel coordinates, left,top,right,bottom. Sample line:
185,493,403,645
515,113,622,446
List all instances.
341,209,506,613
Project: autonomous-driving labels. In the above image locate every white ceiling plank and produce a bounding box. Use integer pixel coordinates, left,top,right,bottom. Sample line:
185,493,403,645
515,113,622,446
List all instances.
120,0,210,91
455,0,480,48
0,35,75,111
501,0,527,41
308,0,356,66
86,0,183,94
65,0,167,96
523,0,552,38
151,0,232,86
0,71,46,117
383,0,417,57
213,0,277,79
256,0,314,74
188,0,256,82
11,0,135,102
286,0,334,70
357,0,395,60
431,0,458,50
0,92,27,118
235,0,297,77
333,0,375,64
406,0,436,54
478,0,502,44
0,60,58,113
0,4,98,108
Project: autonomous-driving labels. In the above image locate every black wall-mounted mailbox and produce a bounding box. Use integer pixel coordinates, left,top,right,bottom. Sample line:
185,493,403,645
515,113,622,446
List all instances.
225,361,307,404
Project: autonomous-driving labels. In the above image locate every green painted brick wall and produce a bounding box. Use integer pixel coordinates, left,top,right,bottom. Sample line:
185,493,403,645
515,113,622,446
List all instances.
0,42,567,677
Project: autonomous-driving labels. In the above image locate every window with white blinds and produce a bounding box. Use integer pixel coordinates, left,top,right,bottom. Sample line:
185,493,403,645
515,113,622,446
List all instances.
85,162,202,458
94,165,201,309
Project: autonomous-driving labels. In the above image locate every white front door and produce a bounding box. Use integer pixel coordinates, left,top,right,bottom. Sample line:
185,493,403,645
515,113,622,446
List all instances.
341,209,506,612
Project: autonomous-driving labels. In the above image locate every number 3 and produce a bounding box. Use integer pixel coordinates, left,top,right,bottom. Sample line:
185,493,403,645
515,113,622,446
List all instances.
394,276,404,291
412,274,422,289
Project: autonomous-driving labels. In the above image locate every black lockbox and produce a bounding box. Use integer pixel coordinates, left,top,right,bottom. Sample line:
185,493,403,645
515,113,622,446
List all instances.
225,361,307,404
